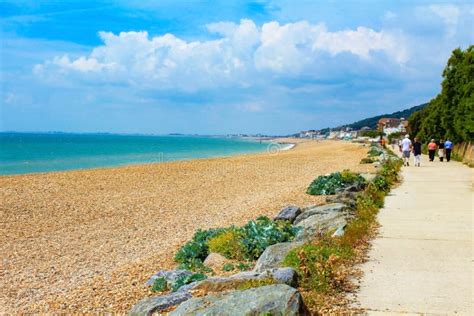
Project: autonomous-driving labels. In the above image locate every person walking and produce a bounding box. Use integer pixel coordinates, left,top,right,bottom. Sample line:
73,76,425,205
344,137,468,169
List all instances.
401,134,412,166
412,137,422,167
438,139,445,162
445,139,453,162
428,139,437,162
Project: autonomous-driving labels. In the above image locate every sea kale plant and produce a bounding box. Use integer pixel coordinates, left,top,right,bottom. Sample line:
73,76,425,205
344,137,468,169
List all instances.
174,216,299,271
307,170,366,195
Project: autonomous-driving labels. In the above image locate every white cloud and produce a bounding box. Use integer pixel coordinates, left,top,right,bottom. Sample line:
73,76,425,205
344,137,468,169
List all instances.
35,19,408,91
427,4,460,37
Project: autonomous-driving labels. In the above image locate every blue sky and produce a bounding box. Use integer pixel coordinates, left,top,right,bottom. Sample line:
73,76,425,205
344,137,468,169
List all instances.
1,0,473,135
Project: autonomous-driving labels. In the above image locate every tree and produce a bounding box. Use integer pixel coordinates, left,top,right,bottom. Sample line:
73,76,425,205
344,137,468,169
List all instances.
409,46,474,143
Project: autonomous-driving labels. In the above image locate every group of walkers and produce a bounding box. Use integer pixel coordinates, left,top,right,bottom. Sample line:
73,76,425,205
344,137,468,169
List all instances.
395,135,453,167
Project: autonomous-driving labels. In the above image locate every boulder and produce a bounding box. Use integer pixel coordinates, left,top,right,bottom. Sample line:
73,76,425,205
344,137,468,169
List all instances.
253,242,303,273
170,284,305,315
129,291,191,316
203,253,232,271
191,268,298,293
326,192,358,209
273,205,301,223
145,269,193,287
294,203,347,225
294,211,347,242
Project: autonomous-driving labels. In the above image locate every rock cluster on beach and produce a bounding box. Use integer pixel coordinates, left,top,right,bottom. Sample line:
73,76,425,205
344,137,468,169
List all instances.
130,181,365,315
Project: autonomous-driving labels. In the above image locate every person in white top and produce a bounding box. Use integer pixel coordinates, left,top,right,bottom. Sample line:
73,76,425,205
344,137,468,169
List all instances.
401,134,412,166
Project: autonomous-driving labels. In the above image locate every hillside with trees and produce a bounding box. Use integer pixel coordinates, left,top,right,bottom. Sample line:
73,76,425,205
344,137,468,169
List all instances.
409,46,474,143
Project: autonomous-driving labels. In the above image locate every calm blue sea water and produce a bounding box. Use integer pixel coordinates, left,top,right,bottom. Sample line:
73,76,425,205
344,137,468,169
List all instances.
0,133,269,175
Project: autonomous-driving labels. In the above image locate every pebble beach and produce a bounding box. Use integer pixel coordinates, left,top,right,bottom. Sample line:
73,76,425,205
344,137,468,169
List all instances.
0,139,373,314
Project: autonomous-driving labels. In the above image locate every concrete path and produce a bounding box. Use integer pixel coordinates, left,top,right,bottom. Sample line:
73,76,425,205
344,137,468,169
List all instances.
354,157,473,315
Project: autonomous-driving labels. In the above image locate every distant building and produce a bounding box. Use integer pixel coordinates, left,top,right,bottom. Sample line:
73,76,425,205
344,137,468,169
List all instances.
377,117,408,135
299,130,319,138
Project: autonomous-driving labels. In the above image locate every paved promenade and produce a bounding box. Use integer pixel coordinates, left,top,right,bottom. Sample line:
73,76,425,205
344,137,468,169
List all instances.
355,157,473,315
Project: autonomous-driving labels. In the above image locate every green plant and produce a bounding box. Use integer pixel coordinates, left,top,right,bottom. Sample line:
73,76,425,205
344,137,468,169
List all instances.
236,262,252,271
171,273,207,292
222,263,235,271
307,170,366,195
174,228,227,271
367,146,384,157
360,157,375,164
151,277,167,292
208,229,246,260
239,216,299,260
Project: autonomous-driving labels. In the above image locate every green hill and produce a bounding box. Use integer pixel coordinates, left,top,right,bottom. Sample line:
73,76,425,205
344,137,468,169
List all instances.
318,103,428,134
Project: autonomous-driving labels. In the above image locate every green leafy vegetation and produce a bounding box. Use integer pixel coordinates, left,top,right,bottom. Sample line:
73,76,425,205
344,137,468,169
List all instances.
409,46,474,143
174,228,226,271
367,146,384,157
208,229,246,260
307,170,366,195
174,216,299,271
222,263,235,271
171,273,207,292
359,130,380,138
151,277,168,293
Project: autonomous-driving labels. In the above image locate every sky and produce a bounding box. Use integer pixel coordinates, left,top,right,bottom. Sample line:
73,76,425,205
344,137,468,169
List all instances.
1,0,473,135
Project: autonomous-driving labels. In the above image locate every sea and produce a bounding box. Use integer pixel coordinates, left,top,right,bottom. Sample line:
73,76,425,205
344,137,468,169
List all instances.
0,133,271,175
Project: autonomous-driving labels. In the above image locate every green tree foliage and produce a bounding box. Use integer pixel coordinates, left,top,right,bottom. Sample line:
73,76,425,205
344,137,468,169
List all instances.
409,46,474,143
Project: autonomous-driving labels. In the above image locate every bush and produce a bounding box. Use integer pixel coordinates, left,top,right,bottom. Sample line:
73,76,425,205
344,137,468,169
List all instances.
174,217,299,270
367,146,383,157
222,263,235,271
239,216,299,260
283,239,353,294
174,228,227,271
208,229,246,260
307,170,366,195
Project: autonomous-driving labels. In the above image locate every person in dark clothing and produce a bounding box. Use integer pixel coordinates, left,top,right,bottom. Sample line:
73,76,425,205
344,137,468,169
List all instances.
412,138,422,166
438,140,445,162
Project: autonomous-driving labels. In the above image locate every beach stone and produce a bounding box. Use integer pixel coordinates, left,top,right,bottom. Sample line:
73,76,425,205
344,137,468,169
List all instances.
170,284,304,316
294,211,347,242
145,269,193,287
360,173,376,182
203,253,232,271
373,161,381,168
129,291,192,316
274,205,301,223
332,225,346,237
253,242,303,273
294,203,347,225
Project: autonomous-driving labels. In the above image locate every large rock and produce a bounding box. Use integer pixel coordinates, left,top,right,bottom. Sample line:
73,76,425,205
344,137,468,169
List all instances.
191,268,298,293
170,284,305,315
294,211,347,242
203,252,232,271
294,203,347,225
145,269,193,287
129,291,191,316
326,192,358,209
273,205,301,223
253,242,303,273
